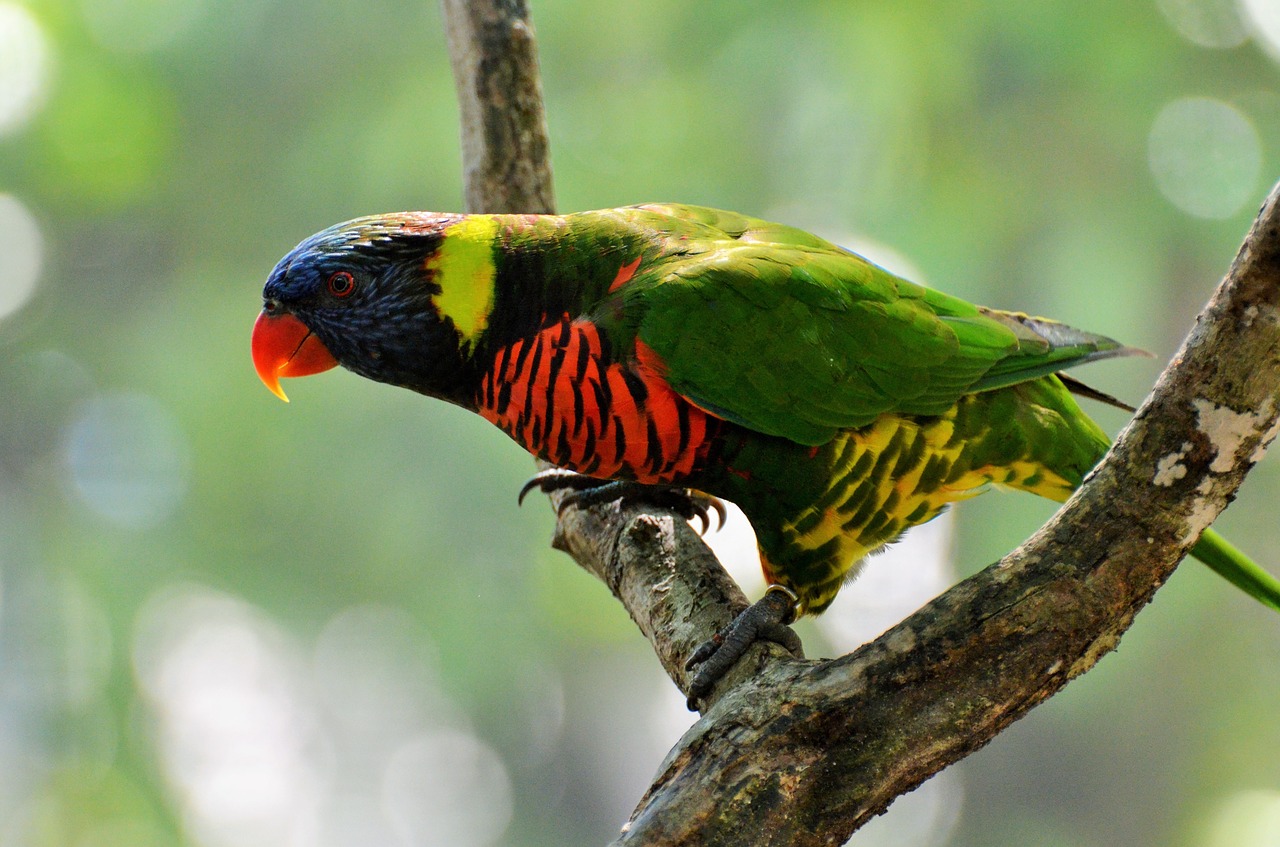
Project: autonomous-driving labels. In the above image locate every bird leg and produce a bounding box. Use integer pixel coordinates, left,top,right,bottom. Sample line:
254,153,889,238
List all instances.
521,468,801,708
518,468,726,534
684,584,804,710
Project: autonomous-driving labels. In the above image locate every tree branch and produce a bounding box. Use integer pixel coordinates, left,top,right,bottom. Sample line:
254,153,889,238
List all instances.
613,186,1280,846
440,0,555,215
439,0,771,701
439,2,1280,844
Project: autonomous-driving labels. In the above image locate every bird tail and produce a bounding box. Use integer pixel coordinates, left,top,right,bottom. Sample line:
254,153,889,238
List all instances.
1190,528,1280,613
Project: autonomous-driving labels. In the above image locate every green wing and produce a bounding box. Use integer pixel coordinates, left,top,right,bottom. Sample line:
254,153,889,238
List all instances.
628,207,1132,446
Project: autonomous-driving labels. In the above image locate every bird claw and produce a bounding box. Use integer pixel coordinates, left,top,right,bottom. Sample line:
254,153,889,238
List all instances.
646,487,725,535
517,468,602,506
684,585,804,711
518,469,727,534
694,496,728,535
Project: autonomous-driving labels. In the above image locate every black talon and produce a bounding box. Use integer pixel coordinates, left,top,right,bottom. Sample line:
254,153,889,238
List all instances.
685,585,804,711
518,468,611,506
517,470,727,534
684,633,723,670
704,496,728,533
516,477,542,506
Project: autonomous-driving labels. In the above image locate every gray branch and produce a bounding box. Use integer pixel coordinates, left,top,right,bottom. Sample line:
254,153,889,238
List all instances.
441,0,555,215
440,2,1280,844
439,0,758,695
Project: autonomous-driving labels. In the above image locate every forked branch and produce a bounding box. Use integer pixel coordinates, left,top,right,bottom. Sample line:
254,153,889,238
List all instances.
439,2,1280,844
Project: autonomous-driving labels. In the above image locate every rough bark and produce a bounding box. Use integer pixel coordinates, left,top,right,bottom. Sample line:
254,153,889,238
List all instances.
441,0,556,215
440,2,1280,844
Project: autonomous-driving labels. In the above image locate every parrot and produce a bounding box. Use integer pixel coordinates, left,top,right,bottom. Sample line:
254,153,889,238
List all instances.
251,203,1280,707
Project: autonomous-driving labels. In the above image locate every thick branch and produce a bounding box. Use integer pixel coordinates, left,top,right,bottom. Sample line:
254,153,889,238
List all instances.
614,190,1280,844
439,3,1280,844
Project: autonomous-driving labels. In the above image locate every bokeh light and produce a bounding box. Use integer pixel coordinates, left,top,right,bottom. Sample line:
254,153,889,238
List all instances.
133,589,523,847
0,194,43,322
381,730,514,847
1204,789,1280,847
133,586,324,847
0,2,49,136
1240,0,1280,59
1148,97,1262,219
311,603,462,750
1156,0,1248,48
63,392,190,528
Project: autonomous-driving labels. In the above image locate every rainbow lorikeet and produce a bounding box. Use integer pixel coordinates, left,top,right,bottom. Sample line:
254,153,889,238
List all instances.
252,204,1280,706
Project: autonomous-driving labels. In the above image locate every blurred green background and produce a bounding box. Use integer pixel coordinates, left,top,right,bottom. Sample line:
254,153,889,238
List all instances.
1,0,1279,844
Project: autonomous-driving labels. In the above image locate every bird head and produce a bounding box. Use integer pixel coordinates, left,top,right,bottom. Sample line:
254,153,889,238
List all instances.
252,212,476,402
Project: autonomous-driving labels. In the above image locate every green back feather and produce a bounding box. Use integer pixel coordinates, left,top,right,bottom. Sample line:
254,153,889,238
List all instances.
624,206,1134,446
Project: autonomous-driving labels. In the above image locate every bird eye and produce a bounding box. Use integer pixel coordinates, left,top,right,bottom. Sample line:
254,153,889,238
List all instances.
327,271,355,298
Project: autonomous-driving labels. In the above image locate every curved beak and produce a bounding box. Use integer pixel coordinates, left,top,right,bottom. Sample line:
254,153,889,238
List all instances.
251,311,339,402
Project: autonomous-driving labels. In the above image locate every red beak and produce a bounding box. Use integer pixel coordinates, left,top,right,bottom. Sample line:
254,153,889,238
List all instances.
251,311,339,402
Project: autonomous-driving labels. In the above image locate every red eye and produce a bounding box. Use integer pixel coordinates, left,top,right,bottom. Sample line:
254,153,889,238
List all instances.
327,271,355,297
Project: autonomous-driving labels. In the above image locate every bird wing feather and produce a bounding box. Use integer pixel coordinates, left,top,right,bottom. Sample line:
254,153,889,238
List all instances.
625,209,1130,446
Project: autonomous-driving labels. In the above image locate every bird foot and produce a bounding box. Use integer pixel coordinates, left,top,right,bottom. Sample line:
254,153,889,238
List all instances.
518,469,726,534
684,585,805,710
